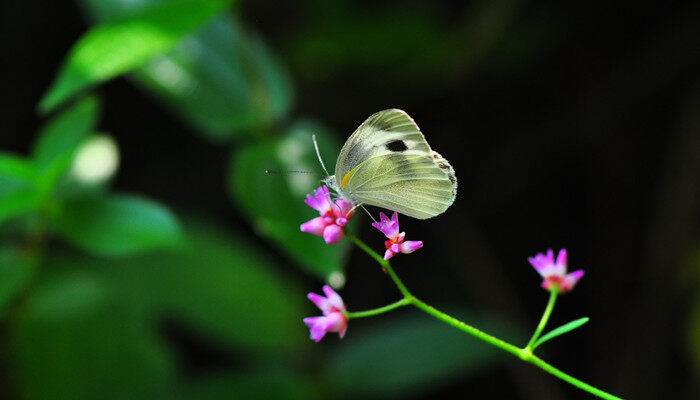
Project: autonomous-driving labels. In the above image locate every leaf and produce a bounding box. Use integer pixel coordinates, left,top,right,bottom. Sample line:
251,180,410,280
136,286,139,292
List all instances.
0,153,37,193
133,16,293,140
229,121,352,279
32,96,100,194
533,317,590,349
94,218,307,352
78,0,293,140
52,194,182,256
0,154,42,224
39,0,233,112
11,270,175,400
0,190,43,226
324,308,513,398
0,245,37,314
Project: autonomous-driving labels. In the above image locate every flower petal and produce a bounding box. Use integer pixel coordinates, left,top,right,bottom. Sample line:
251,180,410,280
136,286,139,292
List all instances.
372,211,398,239
334,200,355,219
323,312,347,333
322,285,345,311
561,269,584,292
307,292,332,314
323,224,344,244
400,240,423,253
304,186,332,214
384,249,395,260
309,322,328,342
303,316,322,327
556,249,568,267
300,217,327,236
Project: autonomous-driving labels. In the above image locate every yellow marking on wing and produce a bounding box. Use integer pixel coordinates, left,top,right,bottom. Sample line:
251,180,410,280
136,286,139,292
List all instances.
341,166,359,189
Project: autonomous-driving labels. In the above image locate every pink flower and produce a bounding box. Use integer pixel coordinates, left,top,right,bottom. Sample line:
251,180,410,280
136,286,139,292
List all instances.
303,285,348,342
372,212,423,260
300,186,355,244
528,249,584,293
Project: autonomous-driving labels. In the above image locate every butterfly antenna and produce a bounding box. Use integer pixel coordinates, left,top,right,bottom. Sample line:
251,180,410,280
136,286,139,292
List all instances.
265,170,318,175
312,134,331,177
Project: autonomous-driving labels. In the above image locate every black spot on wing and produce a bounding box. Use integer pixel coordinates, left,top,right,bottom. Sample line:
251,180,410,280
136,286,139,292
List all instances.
386,140,408,152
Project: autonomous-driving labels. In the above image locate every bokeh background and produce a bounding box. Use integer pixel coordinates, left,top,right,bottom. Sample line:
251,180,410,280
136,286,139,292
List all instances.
1,0,698,399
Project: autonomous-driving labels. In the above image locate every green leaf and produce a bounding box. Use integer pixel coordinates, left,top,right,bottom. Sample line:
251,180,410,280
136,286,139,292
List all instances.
0,190,42,226
52,194,182,256
0,245,37,314
229,121,352,279
32,96,100,193
0,153,37,192
39,0,233,112
533,317,590,349
11,270,175,400
0,154,42,224
324,309,510,398
78,0,293,140
95,219,307,352
133,16,293,140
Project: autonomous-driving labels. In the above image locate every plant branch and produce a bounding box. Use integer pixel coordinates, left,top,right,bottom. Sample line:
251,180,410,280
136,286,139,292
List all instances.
345,233,624,400
526,290,558,350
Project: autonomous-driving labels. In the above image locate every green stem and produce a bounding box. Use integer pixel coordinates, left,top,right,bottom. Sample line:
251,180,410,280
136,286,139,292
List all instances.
527,354,623,400
410,297,522,357
345,298,410,319
347,234,411,298
345,233,624,400
526,290,558,350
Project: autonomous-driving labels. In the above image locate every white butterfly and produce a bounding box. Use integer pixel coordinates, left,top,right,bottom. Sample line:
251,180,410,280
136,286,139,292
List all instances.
316,109,457,219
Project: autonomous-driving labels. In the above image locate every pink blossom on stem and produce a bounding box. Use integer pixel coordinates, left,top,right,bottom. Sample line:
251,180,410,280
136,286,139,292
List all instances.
372,212,423,260
303,285,348,342
300,186,355,244
528,249,584,293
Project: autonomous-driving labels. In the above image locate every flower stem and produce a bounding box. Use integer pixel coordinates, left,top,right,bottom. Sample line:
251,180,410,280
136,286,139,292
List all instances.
409,297,522,357
344,298,411,319
347,233,411,298
526,290,558,350
346,233,624,400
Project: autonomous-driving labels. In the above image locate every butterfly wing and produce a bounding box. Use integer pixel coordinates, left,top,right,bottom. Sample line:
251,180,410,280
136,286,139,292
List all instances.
336,109,457,219
335,109,431,180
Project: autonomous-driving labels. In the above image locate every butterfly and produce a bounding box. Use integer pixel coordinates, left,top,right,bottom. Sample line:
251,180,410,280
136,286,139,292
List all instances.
317,109,457,219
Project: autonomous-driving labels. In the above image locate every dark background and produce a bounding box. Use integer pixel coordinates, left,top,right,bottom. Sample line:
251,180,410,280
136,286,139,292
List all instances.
2,0,699,399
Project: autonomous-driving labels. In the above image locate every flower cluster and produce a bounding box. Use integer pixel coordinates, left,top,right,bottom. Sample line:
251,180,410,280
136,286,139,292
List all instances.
300,186,355,244
303,285,348,342
372,212,423,260
528,249,584,293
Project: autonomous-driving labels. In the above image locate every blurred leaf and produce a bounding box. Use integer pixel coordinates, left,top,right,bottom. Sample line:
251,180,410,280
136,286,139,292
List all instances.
533,317,589,349
0,153,37,193
229,121,352,279
39,0,233,112
12,270,174,400
78,0,293,140
325,309,513,398
96,219,307,352
0,155,41,224
133,16,293,141
52,194,182,256
32,96,100,191
0,246,36,314
0,190,42,226
157,372,317,400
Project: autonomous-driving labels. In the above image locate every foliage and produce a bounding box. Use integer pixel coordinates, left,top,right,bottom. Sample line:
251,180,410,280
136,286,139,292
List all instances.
0,1,516,399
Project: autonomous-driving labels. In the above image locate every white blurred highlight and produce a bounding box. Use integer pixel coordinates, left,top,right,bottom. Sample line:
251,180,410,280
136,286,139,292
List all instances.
328,271,346,289
70,135,120,184
277,137,315,196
